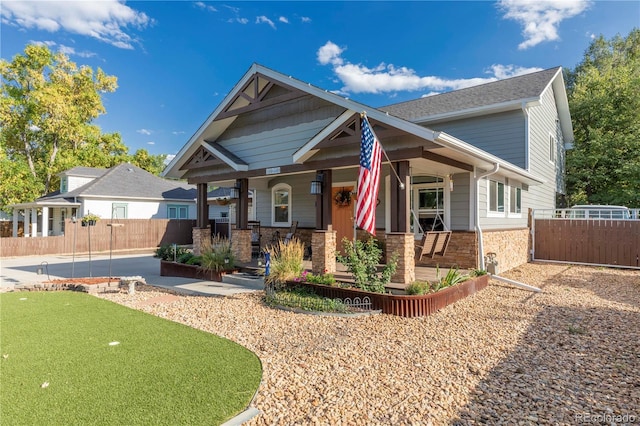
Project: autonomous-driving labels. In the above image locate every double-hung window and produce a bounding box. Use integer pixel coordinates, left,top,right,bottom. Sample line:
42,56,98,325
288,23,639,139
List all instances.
272,184,291,226
510,186,522,214
488,180,505,214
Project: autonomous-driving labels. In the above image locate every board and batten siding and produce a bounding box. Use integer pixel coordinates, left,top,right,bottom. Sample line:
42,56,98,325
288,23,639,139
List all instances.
424,111,527,169
216,96,346,170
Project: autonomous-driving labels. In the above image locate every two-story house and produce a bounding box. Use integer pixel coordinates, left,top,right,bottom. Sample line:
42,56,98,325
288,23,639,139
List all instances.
162,64,573,281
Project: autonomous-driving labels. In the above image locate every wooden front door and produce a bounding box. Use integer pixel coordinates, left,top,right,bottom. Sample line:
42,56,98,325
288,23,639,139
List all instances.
331,185,355,254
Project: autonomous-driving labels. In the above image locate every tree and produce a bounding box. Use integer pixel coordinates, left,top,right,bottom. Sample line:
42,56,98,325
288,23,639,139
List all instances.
565,29,640,207
0,44,118,197
0,44,167,212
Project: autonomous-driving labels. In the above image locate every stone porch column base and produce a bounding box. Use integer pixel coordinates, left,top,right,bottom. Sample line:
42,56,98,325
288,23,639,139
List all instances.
386,232,415,284
312,230,336,275
192,227,211,256
232,229,252,263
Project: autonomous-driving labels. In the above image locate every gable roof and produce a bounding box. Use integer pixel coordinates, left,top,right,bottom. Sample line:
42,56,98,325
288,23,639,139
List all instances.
163,63,550,186
41,163,196,202
380,67,573,144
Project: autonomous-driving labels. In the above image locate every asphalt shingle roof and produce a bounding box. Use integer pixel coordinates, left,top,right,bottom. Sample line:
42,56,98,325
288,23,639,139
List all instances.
380,67,561,121
41,163,196,201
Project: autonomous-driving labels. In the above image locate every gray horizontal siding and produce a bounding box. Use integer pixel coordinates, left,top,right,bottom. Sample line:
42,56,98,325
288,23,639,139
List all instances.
217,96,345,170
450,173,471,230
425,111,526,168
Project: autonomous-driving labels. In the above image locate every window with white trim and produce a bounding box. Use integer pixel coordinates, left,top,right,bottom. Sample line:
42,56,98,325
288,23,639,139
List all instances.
272,184,291,226
112,203,128,219
60,177,68,193
510,186,522,214
489,180,505,213
549,134,556,163
168,204,189,219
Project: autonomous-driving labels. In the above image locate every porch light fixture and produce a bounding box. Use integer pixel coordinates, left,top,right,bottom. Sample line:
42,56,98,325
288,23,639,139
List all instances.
229,181,241,199
310,173,324,195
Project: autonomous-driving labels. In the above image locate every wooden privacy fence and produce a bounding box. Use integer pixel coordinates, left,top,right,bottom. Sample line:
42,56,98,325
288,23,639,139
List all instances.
533,218,640,268
0,219,196,257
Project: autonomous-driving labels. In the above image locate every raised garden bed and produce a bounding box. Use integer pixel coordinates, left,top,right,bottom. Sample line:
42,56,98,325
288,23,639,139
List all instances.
160,260,237,282
286,274,489,318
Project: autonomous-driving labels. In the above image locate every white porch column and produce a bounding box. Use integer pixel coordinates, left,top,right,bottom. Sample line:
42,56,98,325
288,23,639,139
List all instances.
24,209,31,237
12,209,19,237
41,207,49,237
30,208,38,237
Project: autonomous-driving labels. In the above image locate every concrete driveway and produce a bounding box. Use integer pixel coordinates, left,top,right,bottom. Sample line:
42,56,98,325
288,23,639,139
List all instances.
0,251,264,296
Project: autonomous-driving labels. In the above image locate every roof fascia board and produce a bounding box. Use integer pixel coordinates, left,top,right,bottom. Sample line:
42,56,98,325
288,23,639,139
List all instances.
292,109,356,163
435,132,544,185
201,141,249,171
412,97,541,124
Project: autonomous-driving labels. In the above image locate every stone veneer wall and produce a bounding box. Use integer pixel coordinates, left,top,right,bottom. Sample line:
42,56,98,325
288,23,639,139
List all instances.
481,228,530,273
385,233,415,284
311,230,337,274
192,227,211,256
416,231,478,270
232,229,252,263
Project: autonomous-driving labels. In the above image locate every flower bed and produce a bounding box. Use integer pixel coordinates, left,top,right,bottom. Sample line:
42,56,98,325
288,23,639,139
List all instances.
160,260,236,282
286,274,489,318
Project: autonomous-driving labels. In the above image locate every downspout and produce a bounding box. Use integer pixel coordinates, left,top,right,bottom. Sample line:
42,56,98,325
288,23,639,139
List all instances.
475,163,499,270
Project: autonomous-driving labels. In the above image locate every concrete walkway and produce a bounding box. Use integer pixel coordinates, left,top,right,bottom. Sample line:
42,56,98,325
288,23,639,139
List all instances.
0,252,264,296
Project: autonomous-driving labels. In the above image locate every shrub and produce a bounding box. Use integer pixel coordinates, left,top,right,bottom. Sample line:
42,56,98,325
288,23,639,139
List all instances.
265,286,350,313
304,272,337,286
264,238,305,290
155,244,190,261
336,237,398,293
405,281,430,295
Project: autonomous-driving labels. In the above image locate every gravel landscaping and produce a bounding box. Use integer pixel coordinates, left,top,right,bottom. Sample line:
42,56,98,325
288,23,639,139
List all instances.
97,262,640,425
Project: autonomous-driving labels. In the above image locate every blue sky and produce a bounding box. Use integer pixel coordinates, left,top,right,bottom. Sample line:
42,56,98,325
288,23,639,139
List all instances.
2,1,638,160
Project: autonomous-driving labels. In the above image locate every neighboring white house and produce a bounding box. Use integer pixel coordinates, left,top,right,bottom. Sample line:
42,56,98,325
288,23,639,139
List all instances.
9,164,198,237
8,163,257,238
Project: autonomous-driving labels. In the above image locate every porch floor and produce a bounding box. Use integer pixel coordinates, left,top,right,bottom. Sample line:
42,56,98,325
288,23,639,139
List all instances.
238,259,470,292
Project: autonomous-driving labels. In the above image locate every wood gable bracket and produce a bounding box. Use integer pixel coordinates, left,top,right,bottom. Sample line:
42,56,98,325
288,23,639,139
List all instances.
180,145,229,171
315,114,406,150
215,72,307,121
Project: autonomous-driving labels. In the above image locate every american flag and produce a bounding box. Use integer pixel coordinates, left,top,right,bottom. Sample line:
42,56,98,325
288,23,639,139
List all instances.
356,116,382,235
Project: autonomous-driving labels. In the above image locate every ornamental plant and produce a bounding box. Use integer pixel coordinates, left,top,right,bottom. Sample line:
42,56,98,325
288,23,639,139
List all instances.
81,213,101,224
200,235,236,273
336,237,397,293
264,237,305,290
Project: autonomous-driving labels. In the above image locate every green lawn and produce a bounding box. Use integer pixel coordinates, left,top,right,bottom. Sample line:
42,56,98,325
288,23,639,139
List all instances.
0,291,261,425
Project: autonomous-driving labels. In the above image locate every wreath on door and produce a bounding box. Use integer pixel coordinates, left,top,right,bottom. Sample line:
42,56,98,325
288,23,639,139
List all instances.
334,188,352,207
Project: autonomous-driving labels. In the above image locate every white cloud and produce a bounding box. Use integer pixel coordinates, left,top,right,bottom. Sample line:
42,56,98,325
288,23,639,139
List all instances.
256,15,276,29
317,41,543,95
317,41,344,66
137,129,152,135
1,0,152,49
30,40,96,58
498,0,591,50
301,17,311,23
279,16,289,24
164,154,175,165
195,2,217,13
147,141,155,145
172,131,186,135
